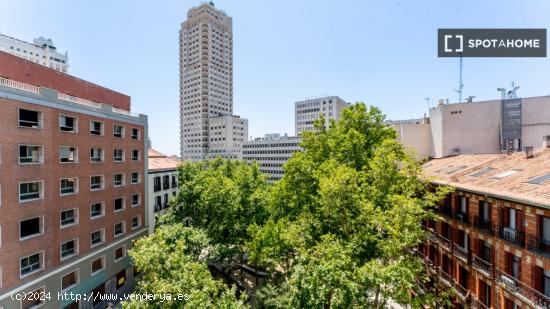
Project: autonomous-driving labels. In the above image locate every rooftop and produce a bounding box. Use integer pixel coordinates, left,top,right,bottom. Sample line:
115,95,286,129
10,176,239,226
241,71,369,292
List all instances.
423,149,550,208
148,148,180,171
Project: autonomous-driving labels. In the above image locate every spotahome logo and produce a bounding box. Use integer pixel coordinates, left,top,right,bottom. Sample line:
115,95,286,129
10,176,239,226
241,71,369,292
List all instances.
438,29,546,57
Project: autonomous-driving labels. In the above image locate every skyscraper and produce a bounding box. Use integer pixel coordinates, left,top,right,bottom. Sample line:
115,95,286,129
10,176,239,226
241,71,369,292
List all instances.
180,2,246,160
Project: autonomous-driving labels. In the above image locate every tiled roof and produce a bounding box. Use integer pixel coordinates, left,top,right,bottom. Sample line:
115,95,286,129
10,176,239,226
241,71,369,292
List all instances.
423,149,550,208
148,148,180,171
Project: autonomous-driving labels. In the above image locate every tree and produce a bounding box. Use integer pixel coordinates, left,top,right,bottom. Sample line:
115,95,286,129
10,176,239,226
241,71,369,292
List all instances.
123,224,247,308
249,103,450,308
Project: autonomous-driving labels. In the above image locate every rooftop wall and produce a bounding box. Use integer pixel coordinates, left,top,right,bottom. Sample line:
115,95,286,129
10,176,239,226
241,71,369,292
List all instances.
0,51,130,111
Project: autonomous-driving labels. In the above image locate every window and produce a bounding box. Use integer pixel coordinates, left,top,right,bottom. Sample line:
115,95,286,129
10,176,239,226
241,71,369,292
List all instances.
90,202,104,219
91,283,105,306
21,286,45,309
131,150,140,161
61,270,78,291
172,175,178,188
19,108,41,128
131,216,141,229
114,149,124,162
60,239,78,260
131,128,140,140
19,145,43,164
116,270,126,290
114,222,125,237
59,115,77,132
91,256,105,274
114,197,125,212
131,172,140,184
114,246,126,261
60,209,77,227
154,176,161,192
90,121,103,135
19,182,42,201
113,125,124,138
163,175,170,190
90,175,104,190
90,229,104,247
59,147,78,163
491,170,520,179
60,178,78,196
154,196,162,212
20,217,42,239
90,148,104,162
131,194,140,207
20,252,42,277
112,173,125,187
163,193,169,208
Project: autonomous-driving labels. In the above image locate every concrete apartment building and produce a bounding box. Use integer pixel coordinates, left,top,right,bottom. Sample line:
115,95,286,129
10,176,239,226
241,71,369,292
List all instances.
148,148,179,223
0,31,69,73
392,95,550,160
420,146,550,308
295,95,349,135
0,51,148,309
208,115,248,159
243,133,302,182
179,2,248,161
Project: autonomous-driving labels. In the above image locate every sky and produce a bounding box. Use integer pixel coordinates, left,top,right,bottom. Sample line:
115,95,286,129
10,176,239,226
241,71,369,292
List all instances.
1,0,550,155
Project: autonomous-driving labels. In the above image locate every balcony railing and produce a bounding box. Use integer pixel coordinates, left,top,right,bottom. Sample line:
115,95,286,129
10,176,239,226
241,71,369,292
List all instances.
526,234,550,257
455,211,469,224
496,268,550,308
438,234,452,251
472,215,494,234
497,225,525,247
58,93,102,109
455,282,470,301
471,254,493,278
453,243,469,262
470,296,490,309
0,77,40,93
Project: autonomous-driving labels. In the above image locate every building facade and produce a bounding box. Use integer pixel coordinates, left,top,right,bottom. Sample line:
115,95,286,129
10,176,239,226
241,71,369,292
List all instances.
179,2,247,160
0,31,69,73
208,115,248,159
243,133,301,182
148,149,179,226
0,51,148,309
295,95,349,135
420,147,550,308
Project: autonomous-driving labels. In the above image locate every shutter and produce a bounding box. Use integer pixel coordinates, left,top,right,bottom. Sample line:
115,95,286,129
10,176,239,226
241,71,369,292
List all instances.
517,210,524,232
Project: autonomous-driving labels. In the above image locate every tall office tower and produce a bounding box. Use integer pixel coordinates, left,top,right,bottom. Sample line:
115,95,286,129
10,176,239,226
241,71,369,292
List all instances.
0,31,69,73
295,95,349,135
180,2,246,160
0,51,149,309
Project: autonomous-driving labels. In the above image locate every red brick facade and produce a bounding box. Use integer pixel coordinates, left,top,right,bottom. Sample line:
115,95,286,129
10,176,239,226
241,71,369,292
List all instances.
0,97,145,292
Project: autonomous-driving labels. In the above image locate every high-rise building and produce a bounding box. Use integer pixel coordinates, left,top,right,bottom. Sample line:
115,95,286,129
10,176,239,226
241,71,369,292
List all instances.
243,133,302,182
180,2,247,160
0,51,148,309
295,95,349,135
0,31,69,73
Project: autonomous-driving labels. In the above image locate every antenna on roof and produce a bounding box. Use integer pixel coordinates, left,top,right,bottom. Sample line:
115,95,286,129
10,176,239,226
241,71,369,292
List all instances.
454,54,464,102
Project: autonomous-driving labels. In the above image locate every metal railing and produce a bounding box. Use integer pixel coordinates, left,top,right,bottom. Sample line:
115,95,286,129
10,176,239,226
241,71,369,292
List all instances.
438,234,452,251
470,296,490,309
471,254,493,278
497,225,526,247
453,243,469,262
0,77,40,93
496,268,550,308
526,234,550,257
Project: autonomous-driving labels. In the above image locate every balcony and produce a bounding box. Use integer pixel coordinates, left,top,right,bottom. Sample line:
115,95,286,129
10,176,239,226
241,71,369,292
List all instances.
470,296,490,309
453,244,469,262
471,254,493,278
455,211,469,225
438,234,452,251
455,282,470,301
472,215,494,234
497,225,526,247
496,268,550,308
526,234,550,257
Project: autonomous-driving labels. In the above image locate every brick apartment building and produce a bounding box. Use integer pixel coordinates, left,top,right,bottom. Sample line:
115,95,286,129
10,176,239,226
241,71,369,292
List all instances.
420,147,550,308
0,51,149,308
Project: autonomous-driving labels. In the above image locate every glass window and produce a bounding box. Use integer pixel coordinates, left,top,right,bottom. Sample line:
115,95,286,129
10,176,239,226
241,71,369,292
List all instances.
20,253,42,276
60,209,76,226
59,115,77,132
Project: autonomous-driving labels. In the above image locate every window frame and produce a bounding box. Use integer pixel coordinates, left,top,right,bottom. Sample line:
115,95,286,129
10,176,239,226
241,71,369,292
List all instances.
90,229,105,248
60,177,78,196
60,208,78,228
60,238,79,261
89,120,104,136
60,269,79,292
90,202,105,220
18,144,44,165
59,114,78,133
19,216,44,241
59,146,78,164
19,251,43,278
19,181,43,203
18,107,42,129
90,256,105,275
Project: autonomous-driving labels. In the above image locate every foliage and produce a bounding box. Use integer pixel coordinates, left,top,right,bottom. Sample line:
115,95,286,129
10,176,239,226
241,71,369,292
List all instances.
123,224,247,308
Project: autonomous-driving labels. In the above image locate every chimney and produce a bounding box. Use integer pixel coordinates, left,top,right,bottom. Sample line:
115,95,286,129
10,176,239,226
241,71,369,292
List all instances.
524,146,534,159
543,136,550,148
